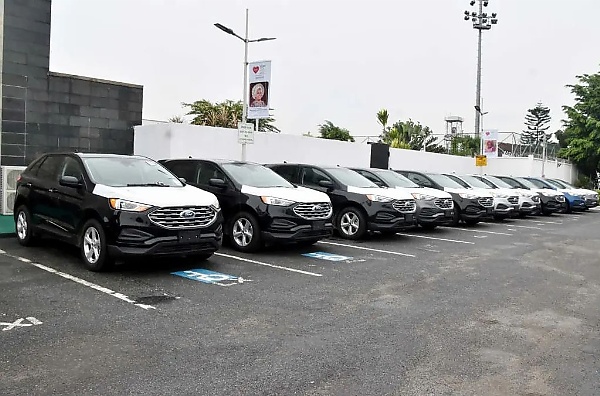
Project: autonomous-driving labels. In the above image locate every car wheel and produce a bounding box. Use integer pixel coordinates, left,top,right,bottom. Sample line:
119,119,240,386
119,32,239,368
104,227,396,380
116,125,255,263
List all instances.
230,211,262,252
420,224,437,231
450,206,461,226
80,219,113,272
337,207,367,240
15,205,37,246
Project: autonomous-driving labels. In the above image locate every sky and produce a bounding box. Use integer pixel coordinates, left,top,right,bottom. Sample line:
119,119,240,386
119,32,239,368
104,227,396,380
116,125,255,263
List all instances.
49,0,600,144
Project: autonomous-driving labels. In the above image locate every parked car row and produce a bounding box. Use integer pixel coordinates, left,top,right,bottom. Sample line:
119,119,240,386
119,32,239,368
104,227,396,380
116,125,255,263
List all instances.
13,152,598,272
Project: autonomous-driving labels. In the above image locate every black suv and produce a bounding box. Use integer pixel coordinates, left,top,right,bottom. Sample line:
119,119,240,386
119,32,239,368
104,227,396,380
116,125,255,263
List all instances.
395,170,494,226
160,159,334,252
266,163,417,239
14,153,223,271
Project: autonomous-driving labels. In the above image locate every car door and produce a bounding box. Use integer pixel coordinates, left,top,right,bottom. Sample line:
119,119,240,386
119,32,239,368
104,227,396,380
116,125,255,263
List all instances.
54,156,87,239
28,154,65,234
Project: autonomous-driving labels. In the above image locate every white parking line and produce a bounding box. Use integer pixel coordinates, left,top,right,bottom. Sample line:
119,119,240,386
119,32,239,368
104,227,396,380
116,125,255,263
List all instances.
502,224,543,230
440,226,513,236
215,252,323,277
0,250,156,310
529,220,562,225
395,233,475,245
318,241,416,258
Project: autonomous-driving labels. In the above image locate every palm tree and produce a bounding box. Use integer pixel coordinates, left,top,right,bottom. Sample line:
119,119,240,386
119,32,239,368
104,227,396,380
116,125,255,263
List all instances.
318,120,355,142
376,109,389,140
183,99,280,132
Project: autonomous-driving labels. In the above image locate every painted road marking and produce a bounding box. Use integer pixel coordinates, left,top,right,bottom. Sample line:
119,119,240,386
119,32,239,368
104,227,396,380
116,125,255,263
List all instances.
502,224,543,230
172,269,248,286
441,227,513,236
529,220,562,225
473,235,488,239
396,233,475,245
318,241,416,258
215,252,323,277
0,250,156,310
1,317,43,332
303,252,354,262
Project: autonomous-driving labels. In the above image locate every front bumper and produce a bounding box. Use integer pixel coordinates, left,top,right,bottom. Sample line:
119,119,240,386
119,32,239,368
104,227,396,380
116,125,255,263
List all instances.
540,196,562,213
258,202,334,243
365,201,418,231
106,211,224,257
493,197,519,217
569,198,588,212
584,197,599,208
455,196,494,220
416,200,454,225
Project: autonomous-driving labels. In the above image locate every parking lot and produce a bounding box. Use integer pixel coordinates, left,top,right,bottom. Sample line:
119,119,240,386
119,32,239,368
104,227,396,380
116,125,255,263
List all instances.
1,210,600,395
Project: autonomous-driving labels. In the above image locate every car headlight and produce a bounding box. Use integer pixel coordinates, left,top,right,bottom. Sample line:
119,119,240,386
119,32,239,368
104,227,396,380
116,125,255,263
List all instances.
210,198,221,211
366,194,394,203
459,193,478,199
540,192,553,197
411,193,436,200
490,192,508,198
555,195,566,202
109,198,152,212
260,196,296,206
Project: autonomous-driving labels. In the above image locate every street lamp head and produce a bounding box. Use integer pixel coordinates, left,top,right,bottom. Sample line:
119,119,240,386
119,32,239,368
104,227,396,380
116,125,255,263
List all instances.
475,105,481,112
214,23,235,36
255,37,277,42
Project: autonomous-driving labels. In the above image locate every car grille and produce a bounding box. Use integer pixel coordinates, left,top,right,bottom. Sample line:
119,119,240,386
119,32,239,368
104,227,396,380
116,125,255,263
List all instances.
434,198,453,209
508,196,519,204
293,202,332,220
555,195,566,202
392,199,417,213
478,197,494,207
148,206,217,229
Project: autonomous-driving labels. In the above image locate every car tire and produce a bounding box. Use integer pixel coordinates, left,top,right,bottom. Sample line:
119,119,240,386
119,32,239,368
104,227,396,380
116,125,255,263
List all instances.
450,206,461,226
230,211,262,252
80,219,113,272
336,207,367,240
15,205,37,246
420,224,437,231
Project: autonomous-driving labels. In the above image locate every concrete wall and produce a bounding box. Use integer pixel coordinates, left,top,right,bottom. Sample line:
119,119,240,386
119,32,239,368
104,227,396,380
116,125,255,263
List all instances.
134,124,578,183
0,0,143,166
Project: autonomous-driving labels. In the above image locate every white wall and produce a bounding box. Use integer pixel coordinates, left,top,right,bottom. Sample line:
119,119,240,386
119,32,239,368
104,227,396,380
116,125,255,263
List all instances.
134,124,577,183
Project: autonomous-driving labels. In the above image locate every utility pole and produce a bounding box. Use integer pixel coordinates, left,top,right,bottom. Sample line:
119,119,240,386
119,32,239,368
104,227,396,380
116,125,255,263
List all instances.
464,0,498,141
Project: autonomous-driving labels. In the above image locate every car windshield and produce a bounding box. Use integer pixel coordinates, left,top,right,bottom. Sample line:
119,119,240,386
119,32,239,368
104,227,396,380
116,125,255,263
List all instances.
373,170,420,188
426,173,466,189
325,168,378,188
222,163,293,188
455,175,492,189
483,175,514,189
497,176,529,189
554,179,575,188
526,178,553,189
515,177,542,189
546,179,570,189
83,156,183,187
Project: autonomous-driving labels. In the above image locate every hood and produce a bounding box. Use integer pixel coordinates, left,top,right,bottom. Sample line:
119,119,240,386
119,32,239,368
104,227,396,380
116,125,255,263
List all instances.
347,186,414,200
240,185,330,203
513,188,539,197
444,187,493,198
530,188,563,197
488,188,520,198
93,184,219,207
395,187,452,199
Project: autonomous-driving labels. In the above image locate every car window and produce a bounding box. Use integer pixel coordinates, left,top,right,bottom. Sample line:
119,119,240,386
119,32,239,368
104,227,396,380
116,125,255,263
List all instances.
526,178,552,189
452,175,491,189
373,170,420,188
426,174,465,189
355,170,384,186
302,167,334,188
272,165,298,183
60,157,84,180
36,155,64,182
197,163,227,185
221,162,292,188
497,176,526,189
166,161,197,183
324,168,377,188
83,156,183,187
515,178,538,189
407,172,433,187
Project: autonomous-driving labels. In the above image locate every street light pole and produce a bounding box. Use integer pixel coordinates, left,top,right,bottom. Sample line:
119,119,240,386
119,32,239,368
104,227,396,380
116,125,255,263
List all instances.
464,0,498,141
214,10,276,162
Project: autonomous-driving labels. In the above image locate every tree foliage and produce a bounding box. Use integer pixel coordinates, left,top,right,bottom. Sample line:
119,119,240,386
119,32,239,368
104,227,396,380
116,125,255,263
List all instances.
521,102,551,146
183,99,280,133
557,68,600,180
449,135,480,157
376,109,389,141
168,115,186,123
382,119,445,153
318,121,355,142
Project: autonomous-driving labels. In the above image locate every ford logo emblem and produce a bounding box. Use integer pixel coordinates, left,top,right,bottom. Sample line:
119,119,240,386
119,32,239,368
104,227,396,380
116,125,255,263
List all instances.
312,204,323,211
180,210,195,218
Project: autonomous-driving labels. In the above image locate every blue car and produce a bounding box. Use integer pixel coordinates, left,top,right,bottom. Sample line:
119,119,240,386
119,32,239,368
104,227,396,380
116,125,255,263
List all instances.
524,177,586,213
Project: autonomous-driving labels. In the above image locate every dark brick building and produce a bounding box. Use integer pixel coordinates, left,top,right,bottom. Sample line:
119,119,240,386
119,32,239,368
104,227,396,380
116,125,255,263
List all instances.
0,0,143,166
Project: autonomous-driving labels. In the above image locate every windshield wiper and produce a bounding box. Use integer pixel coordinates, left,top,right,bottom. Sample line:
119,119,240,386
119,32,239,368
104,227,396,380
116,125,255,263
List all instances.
126,182,170,187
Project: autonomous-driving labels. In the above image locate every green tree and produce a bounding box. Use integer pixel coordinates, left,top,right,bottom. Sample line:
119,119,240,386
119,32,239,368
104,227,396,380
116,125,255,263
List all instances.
382,119,445,152
183,99,280,133
558,68,600,181
376,109,390,141
521,102,551,146
318,120,355,142
168,115,186,123
449,135,480,157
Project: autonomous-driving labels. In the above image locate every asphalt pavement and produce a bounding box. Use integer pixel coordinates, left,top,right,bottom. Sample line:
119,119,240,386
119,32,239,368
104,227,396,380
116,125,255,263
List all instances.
1,211,599,395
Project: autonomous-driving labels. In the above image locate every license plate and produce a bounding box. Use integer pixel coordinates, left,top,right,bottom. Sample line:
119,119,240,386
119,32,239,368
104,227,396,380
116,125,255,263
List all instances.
179,230,202,243
311,220,326,230
445,210,453,217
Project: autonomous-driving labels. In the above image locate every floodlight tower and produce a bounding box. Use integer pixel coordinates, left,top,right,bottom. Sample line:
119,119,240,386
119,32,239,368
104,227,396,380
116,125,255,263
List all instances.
463,0,498,140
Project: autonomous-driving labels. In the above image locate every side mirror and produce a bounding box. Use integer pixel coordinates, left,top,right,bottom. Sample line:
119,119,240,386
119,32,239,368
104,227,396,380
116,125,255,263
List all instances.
318,180,334,189
59,175,82,189
209,178,227,188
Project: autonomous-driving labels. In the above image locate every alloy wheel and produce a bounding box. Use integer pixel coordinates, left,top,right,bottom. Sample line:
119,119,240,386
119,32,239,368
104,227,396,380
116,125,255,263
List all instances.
340,212,360,236
16,211,27,241
233,218,253,247
83,227,101,264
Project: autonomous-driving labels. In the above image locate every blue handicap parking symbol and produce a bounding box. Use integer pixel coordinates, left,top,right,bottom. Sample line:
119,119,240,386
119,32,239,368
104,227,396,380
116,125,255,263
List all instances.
171,269,244,286
302,252,353,262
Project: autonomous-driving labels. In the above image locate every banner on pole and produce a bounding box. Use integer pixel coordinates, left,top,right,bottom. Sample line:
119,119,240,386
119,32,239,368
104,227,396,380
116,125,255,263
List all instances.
248,60,271,120
482,129,498,158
